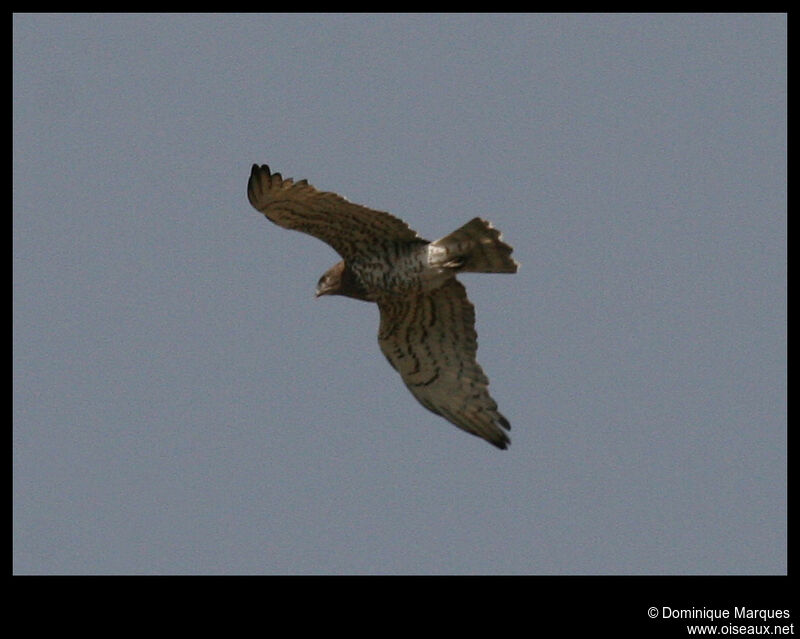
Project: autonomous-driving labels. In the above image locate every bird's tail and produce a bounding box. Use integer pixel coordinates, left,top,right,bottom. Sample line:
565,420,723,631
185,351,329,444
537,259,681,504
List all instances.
428,218,518,273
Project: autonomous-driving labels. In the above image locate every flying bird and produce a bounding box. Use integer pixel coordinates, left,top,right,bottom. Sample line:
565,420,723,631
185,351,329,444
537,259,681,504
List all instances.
247,163,518,449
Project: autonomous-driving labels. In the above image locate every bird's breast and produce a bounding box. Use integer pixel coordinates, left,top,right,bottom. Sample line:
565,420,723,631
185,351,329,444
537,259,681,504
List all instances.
351,243,449,297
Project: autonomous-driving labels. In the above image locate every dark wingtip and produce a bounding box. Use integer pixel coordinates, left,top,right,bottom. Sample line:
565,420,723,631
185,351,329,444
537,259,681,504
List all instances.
489,428,511,450
249,164,275,181
247,164,266,208
248,164,284,210
250,163,267,176
490,434,510,450
490,414,511,449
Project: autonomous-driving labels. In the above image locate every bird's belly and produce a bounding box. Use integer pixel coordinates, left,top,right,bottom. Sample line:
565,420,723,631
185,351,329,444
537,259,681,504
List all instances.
351,244,449,297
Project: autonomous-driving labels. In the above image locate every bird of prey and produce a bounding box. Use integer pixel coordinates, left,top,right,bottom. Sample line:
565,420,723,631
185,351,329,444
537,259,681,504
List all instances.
247,163,518,449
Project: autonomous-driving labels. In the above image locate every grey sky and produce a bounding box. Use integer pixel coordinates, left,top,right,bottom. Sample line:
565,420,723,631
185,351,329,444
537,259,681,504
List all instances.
13,13,786,575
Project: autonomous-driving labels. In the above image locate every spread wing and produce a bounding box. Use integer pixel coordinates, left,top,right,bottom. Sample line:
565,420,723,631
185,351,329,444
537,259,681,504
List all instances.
377,279,511,449
247,164,423,261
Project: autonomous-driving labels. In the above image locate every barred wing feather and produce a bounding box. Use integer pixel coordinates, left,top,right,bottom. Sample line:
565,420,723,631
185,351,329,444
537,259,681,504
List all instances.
377,279,511,449
247,164,423,261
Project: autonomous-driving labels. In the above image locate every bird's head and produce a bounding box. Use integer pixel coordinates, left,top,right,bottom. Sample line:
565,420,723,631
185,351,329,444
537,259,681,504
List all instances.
315,261,345,297
315,261,374,302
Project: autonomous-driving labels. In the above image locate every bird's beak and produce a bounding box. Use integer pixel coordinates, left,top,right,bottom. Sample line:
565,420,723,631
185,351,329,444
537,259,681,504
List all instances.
315,277,338,298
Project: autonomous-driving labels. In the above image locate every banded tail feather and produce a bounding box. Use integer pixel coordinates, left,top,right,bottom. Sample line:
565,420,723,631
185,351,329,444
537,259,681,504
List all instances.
428,217,519,274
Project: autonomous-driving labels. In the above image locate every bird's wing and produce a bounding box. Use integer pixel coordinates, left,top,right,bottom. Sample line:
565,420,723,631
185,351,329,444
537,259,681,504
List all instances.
377,278,511,449
247,164,424,261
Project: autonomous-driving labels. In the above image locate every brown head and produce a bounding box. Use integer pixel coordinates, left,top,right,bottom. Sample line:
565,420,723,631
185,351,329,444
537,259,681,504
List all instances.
315,261,374,302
